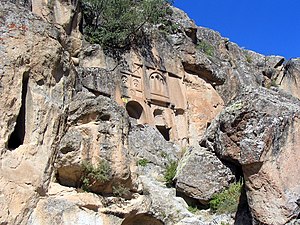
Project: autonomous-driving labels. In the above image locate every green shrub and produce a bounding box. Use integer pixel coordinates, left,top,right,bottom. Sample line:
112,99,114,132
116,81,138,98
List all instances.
112,183,130,198
196,40,214,56
187,205,198,214
160,151,168,158
81,160,111,191
159,20,180,34
209,182,242,214
164,160,178,187
271,78,278,87
81,0,173,48
137,158,149,167
265,78,278,89
221,222,230,225
245,54,253,63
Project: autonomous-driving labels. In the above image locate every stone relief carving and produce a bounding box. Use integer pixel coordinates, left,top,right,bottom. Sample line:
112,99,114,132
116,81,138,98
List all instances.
149,72,166,95
119,63,187,144
132,78,140,89
121,75,128,84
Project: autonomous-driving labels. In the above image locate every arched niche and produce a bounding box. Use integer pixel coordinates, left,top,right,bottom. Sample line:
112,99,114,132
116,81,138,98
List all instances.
149,72,167,96
126,101,144,120
121,213,164,225
153,109,163,117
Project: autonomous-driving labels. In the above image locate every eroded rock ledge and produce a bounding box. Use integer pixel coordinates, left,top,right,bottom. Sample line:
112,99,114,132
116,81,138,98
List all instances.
0,1,300,225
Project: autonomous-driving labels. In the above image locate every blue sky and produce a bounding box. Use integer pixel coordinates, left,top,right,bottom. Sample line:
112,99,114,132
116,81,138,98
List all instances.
174,0,300,59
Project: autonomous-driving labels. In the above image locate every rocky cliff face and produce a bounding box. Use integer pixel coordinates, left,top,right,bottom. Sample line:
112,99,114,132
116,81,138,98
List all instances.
1,1,300,225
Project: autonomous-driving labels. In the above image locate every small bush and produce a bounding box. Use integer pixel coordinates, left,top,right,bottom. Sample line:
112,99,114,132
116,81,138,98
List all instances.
245,54,253,63
159,20,180,34
187,205,198,214
160,151,168,158
164,160,178,187
271,79,278,87
196,40,214,56
209,182,242,214
265,78,278,89
137,158,149,167
81,160,111,191
112,183,130,198
221,222,230,225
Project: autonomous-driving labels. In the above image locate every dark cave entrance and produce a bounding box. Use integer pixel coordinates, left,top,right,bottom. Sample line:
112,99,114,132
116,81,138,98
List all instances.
7,72,29,150
156,125,170,141
126,101,144,120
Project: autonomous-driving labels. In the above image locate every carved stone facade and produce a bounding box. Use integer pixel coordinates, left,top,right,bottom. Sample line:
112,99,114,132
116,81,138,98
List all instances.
25,0,221,146
112,45,225,146
118,61,188,145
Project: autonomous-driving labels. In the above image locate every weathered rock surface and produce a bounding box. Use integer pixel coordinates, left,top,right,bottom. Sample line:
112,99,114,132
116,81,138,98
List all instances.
201,88,300,224
1,1,300,225
176,147,234,204
129,124,180,168
56,94,133,194
280,59,300,99
0,2,74,224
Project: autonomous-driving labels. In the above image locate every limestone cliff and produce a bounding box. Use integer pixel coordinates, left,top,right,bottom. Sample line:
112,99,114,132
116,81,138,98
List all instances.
0,1,300,225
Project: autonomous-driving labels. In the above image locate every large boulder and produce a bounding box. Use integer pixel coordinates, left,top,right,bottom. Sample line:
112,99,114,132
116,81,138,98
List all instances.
175,147,235,204
280,59,300,100
55,93,134,194
202,88,300,224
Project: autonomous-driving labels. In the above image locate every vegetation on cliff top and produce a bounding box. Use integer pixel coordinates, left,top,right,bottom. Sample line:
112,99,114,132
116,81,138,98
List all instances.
81,0,173,48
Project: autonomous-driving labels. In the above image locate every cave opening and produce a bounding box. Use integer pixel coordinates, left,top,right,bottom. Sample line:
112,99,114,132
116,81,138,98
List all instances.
100,114,111,121
235,181,253,225
7,72,29,150
156,125,170,141
222,161,253,224
126,101,144,119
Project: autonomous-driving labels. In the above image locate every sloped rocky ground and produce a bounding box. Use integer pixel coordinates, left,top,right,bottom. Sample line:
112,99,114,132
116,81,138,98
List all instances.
1,1,300,225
